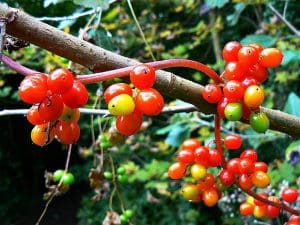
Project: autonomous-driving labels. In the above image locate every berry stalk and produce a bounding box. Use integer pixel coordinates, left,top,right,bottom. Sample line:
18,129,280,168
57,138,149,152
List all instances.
1,54,37,75
214,114,226,167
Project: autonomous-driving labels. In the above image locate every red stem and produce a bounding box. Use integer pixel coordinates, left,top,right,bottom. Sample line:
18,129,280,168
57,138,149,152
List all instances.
237,183,300,215
77,59,223,84
214,114,226,167
1,54,37,75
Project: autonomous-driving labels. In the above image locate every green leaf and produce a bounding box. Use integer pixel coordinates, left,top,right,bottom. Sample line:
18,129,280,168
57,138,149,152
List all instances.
284,92,300,116
87,27,115,51
282,50,300,66
73,0,110,10
244,128,280,149
165,123,191,147
240,35,276,48
278,162,294,182
205,0,229,8
226,3,246,26
155,122,185,135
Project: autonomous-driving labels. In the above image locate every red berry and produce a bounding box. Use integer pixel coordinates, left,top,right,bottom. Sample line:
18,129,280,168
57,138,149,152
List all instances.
222,41,242,62
130,64,156,89
47,68,74,94
224,134,242,150
247,64,268,83
259,48,283,68
116,109,143,136
197,173,215,190
18,73,48,104
226,158,240,175
27,105,45,125
208,149,222,167
194,146,210,167
253,192,268,206
104,83,133,104
238,174,253,190
224,61,244,81
240,149,258,163
62,80,88,108
217,97,231,118
202,84,223,103
168,162,186,180
238,158,254,174
266,205,280,219
135,88,164,116
177,149,194,165
239,202,254,216
247,43,263,53
281,187,298,203
39,94,64,122
219,169,235,186
238,46,260,67
254,162,268,173
202,188,219,207
55,121,80,144
182,138,202,152
223,80,244,102
31,123,55,147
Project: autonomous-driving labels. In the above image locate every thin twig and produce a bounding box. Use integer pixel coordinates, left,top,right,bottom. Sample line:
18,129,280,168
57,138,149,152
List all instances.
267,3,300,36
35,144,73,225
126,0,156,61
36,9,99,22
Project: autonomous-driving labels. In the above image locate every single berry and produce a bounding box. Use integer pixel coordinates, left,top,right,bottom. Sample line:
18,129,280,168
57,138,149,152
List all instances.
130,64,156,89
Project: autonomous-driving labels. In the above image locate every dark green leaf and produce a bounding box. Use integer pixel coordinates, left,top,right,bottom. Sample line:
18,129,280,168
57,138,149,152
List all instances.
282,50,300,66
278,162,294,182
240,34,276,48
284,92,300,116
165,123,191,147
87,27,115,51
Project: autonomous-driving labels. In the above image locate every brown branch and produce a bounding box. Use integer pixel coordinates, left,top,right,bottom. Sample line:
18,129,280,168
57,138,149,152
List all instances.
1,3,300,137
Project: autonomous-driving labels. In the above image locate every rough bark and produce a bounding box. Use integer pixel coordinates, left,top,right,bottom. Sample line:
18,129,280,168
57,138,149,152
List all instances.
1,3,300,138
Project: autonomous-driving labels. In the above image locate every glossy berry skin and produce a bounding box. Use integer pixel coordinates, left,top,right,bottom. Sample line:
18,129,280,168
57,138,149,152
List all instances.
53,169,64,182
181,184,201,202
241,77,259,89
38,94,64,122
259,48,283,68
118,174,128,183
103,171,113,180
31,123,55,147
250,112,269,133
108,94,135,116
62,80,88,108
104,83,133,104
254,192,268,206
219,169,235,186
117,167,126,175
224,134,242,150
59,105,80,122
266,205,280,219
124,209,134,219
247,64,268,83
18,73,48,104
55,121,80,144
226,158,240,175
239,202,254,216
248,43,263,53
130,64,156,89
252,171,270,188
254,162,268,173
190,164,207,180
240,149,258,163
61,173,75,185
217,97,231,118
197,173,215,190
47,68,74,94
238,174,253,190
168,162,186,180
177,149,194,164
224,102,242,121
194,146,210,167
253,205,267,219
116,109,143,136
222,41,242,62
244,85,265,108
224,61,244,81
202,84,222,103
223,81,244,102
27,105,45,125
208,149,222,167
202,188,219,207
238,46,259,67
281,187,298,203
135,88,164,116
181,138,201,152
238,158,254,174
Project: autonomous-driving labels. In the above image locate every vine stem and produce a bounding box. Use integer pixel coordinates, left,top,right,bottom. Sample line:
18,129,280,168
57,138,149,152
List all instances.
35,144,73,225
0,54,222,84
77,59,223,84
237,183,300,216
214,114,226,167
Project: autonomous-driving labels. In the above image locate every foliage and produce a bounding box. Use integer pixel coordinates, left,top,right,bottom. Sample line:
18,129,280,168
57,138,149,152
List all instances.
0,0,300,225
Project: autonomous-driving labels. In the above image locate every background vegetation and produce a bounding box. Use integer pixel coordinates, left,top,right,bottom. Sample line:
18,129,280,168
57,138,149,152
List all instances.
0,0,299,224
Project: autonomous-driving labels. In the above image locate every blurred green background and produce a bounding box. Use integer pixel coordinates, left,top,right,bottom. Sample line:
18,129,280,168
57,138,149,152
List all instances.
0,0,299,224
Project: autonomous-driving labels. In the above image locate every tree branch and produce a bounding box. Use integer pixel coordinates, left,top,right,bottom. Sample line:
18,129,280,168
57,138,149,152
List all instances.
0,3,300,137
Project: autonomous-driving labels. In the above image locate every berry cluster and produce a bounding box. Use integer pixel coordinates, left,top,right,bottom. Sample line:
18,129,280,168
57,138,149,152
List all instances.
240,187,299,220
202,41,283,133
104,166,129,183
120,209,134,225
18,69,88,146
52,169,75,186
104,64,164,136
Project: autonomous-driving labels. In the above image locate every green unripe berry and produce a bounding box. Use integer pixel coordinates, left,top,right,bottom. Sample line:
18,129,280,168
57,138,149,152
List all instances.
117,167,126,175
124,209,134,219
53,169,64,182
250,112,269,133
224,102,242,121
62,173,75,185
103,171,113,180
120,214,128,225
118,174,128,183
